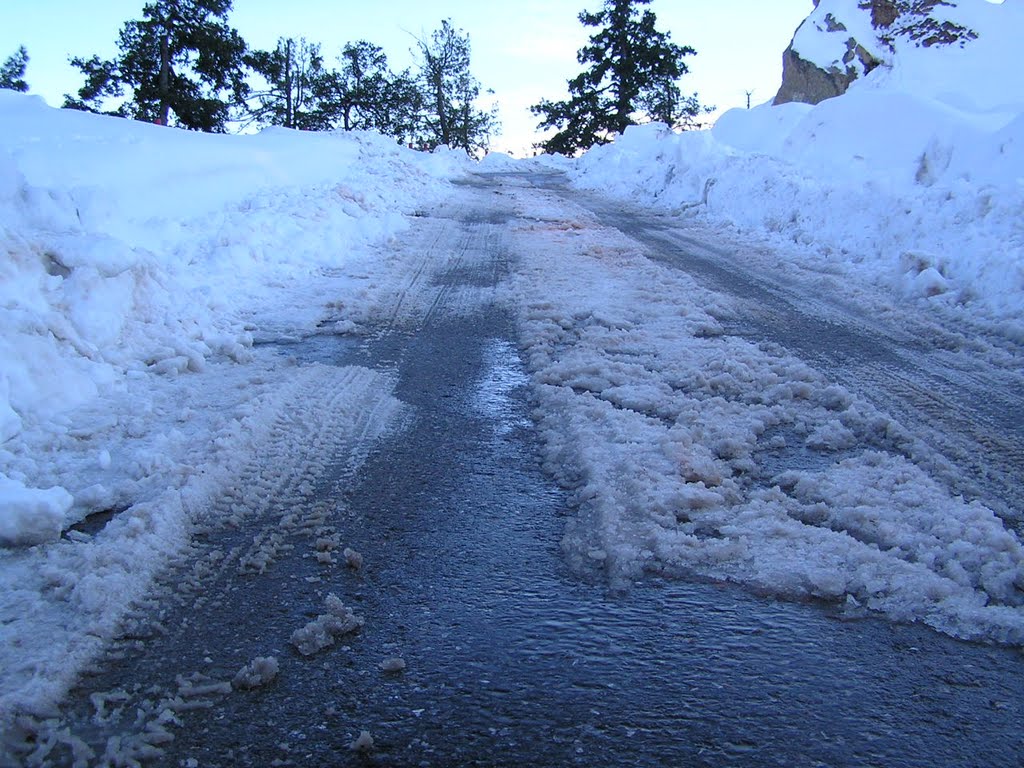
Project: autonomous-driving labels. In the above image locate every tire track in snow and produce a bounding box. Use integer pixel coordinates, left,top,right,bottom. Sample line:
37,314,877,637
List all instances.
498,170,1024,645
2,364,404,764
2,181,517,764
570,184,1024,527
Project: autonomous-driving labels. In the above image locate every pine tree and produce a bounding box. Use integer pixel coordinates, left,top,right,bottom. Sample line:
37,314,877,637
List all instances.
315,41,414,135
0,46,29,92
65,0,248,132
245,37,326,130
414,20,497,153
531,0,707,155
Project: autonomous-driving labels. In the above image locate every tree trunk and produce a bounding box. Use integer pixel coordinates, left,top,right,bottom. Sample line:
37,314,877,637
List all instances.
285,39,294,129
159,27,171,124
433,69,449,146
612,0,633,135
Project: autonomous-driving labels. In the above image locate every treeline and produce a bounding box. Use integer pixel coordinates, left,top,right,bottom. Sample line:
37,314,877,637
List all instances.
4,0,712,156
5,0,497,153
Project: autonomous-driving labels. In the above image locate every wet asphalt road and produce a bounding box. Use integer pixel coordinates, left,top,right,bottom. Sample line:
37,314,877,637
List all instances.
12,173,1024,767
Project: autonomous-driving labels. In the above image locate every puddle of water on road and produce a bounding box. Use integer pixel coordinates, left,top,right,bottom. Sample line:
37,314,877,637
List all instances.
471,338,532,435
262,332,363,367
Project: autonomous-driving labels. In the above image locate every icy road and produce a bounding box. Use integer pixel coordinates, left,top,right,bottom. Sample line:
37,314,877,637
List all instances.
6,171,1024,766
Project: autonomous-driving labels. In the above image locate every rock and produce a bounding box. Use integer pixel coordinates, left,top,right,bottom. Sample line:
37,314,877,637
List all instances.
774,42,882,106
774,0,977,106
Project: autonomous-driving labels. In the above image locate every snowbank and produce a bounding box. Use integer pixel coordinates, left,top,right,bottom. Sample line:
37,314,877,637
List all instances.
0,92,464,721
0,91,468,544
571,0,1024,328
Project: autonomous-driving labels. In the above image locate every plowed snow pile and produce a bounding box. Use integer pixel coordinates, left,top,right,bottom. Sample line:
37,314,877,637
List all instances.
0,92,465,720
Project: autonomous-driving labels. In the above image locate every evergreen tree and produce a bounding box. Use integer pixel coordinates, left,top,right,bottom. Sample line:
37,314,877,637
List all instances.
531,0,707,155
315,41,420,137
414,20,497,153
0,46,29,92
65,0,248,132
245,37,326,130
374,69,425,145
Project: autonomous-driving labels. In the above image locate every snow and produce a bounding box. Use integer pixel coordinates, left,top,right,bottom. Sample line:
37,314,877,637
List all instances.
793,0,1022,116
790,0,885,75
0,90,465,539
571,0,1024,327
232,657,279,690
499,179,1024,645
351,730,375,753
0,476,71,546
3,0,1024,733
379,657,407,674
491,0,1024,645
290,594,364,656
343,546,364,570
0,91,465,721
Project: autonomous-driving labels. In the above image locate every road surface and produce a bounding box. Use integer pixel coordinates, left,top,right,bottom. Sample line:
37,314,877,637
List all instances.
8,171,1024,767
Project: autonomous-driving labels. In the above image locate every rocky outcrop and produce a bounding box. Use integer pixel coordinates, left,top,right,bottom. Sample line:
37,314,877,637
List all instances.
870,0,899,29
774,0,978,106
774,40,882,106
880,3,978,49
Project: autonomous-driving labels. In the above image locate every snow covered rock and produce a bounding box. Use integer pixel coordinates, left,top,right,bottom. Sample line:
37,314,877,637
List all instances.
775,0,981,106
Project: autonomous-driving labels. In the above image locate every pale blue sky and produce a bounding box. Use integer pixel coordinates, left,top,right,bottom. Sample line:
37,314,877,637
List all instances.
0,0,812,153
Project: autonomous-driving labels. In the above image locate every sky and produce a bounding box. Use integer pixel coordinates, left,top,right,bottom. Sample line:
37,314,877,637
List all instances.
0,0,813,154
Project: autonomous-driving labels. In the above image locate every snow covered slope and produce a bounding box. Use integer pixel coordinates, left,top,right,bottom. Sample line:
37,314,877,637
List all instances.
571,0,1024,330
788,0,1021,114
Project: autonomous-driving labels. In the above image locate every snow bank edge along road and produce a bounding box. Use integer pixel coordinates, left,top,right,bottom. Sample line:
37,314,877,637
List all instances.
0,91,468,720
0,90,469,544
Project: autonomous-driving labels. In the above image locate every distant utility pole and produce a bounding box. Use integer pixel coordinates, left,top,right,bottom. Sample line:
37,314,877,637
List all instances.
745,89,754,109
